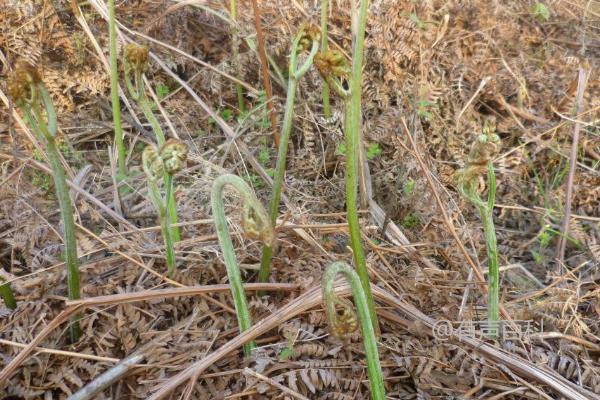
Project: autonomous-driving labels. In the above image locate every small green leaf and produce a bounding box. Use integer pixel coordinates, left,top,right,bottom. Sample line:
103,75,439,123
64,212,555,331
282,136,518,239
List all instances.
530,3,550,22
258,147,270,165
220,108,234,122
403,179,415,196
335,142,347,156
156,83,170,100
401,213,420,229
279,347,294,360
409,13,426,30
366,143,382,160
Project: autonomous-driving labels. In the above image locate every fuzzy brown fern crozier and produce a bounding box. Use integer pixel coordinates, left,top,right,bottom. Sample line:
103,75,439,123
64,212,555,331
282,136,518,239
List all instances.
8,62,81,341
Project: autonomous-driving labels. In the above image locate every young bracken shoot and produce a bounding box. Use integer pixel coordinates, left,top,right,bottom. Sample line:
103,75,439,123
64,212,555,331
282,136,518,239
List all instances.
8,63,81,342
457,123,501,338
123,44,181,242
257,25,320,288
322,262,385,399
142,140,188,276
108,0,126,176
315,0,380,335
211,174,274,355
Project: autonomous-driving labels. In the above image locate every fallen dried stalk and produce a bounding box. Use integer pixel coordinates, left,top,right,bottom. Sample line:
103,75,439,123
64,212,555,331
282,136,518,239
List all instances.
243,368,309,400
250,0,279,146
148,283,594,400
556,68,589,263
0,282,296,387
67,354,145,400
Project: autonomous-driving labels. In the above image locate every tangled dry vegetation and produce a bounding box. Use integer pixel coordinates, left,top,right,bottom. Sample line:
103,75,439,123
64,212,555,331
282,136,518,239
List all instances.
1,0,599,399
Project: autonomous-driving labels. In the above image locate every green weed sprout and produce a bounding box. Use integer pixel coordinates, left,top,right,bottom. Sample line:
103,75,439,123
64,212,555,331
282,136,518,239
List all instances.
142,140,188,276
314,0,380,335
322,262,385,399
8,63,81,341
320,0,332,118
457,129,501,338
124,44,180,242
211,174,274,355
229,0,245,113
257,25,320,288
0,277,16,310
108,0,126,175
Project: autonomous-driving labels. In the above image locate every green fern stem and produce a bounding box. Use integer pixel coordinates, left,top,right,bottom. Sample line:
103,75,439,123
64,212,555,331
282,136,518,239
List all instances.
23,85,81,342
322,262,385,400
482,162,499,336
257,27,319,288
212,174,273,355
344,0,379,335
124,53,180,242
108,0,126,175
0,277,16,310
458,154,500,338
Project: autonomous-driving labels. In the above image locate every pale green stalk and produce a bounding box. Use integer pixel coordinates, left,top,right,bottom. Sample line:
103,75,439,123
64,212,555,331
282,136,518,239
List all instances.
142,141,187,276
320,0,332,118
108,0,126,175
124,51,180,241
345,0,379,334
257,27,319,288
211,174,273,355
230,0,245,112
0,277,16,310
144,165,175,276
22,84,81,342
457,135,501,338
322,262,385,399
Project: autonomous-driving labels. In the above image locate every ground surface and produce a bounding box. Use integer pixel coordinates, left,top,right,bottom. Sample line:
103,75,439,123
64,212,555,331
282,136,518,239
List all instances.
0,0,599,399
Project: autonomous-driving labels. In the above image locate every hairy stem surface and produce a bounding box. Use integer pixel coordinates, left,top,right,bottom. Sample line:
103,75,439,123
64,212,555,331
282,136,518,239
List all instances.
25,89,81,342
322,262,385,399
257,30,319,288
345,0,379,334
212,174,273,355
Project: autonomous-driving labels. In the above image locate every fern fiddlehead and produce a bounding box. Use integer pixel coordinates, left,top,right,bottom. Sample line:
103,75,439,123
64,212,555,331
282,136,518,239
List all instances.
143,139,188,276
457,124,501,337
8,63,81,341
258,25,320,289
314,0,380,335
124,44,181,242
322,261,385,399
211,174,273,355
